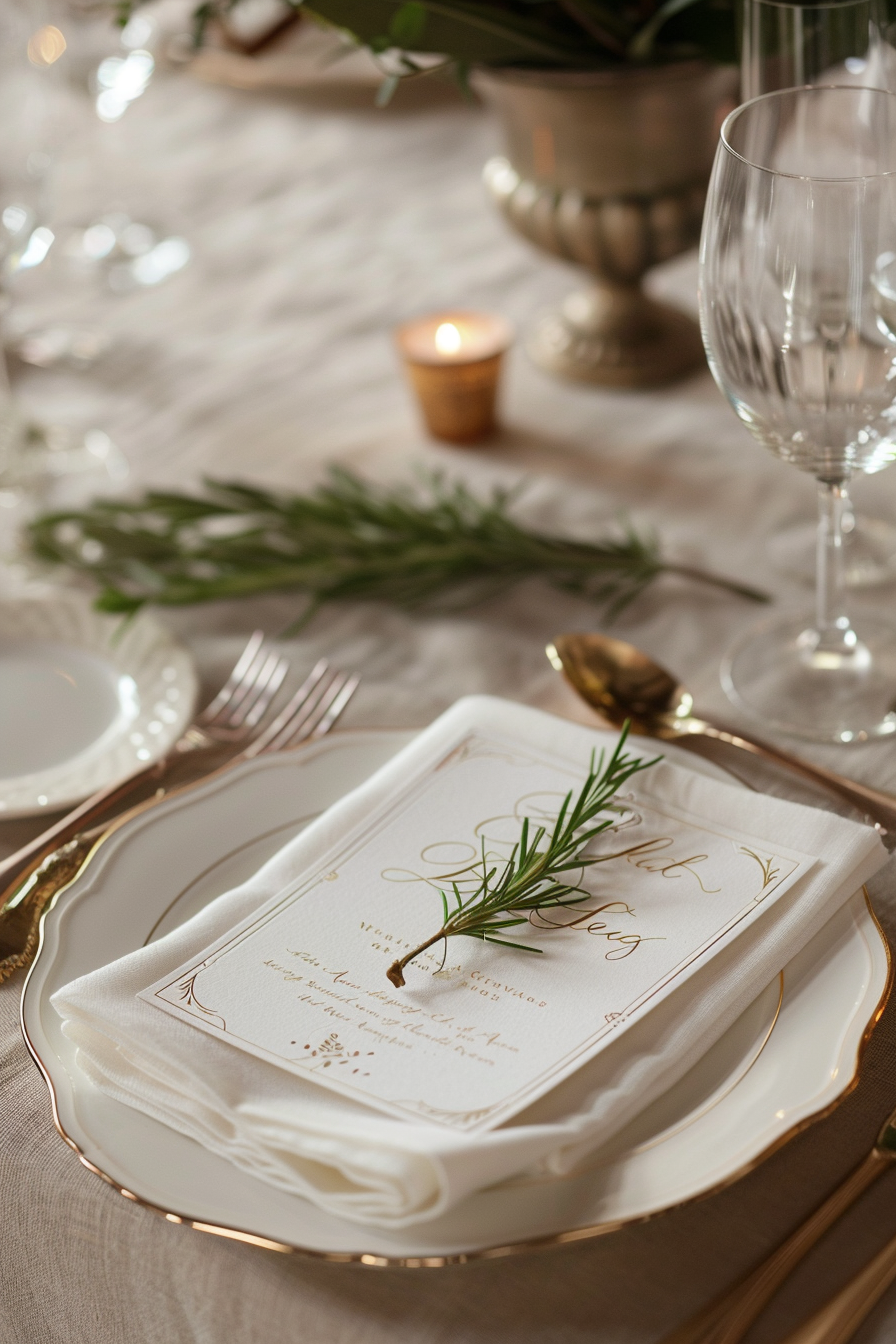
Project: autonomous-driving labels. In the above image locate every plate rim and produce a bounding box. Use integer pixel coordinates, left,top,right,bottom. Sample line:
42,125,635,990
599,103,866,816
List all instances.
19,729,894,1268
0,592,198,818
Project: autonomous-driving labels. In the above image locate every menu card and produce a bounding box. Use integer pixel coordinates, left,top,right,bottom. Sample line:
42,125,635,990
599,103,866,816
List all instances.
141,730,817,1134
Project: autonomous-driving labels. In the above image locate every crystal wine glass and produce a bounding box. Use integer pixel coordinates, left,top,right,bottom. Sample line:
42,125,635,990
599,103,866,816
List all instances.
742,0,892,99
699,86,896,741
742,0,896,586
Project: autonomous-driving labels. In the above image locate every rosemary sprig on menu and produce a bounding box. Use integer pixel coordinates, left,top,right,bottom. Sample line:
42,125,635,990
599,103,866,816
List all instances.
29,470,767,626
387,723,657,987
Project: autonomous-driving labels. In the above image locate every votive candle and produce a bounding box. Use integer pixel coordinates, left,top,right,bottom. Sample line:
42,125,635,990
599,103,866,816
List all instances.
395,310,514,445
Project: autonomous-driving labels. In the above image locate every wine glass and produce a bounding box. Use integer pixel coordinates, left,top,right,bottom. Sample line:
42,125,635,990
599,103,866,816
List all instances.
742,0,892,98
699,86,896,742
742,0,896,586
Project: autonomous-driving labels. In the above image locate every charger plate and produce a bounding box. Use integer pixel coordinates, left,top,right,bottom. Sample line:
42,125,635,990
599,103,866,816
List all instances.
21,730,891,1265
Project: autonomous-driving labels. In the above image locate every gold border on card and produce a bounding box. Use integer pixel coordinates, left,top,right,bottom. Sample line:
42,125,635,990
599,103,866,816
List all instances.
18,738,894,1269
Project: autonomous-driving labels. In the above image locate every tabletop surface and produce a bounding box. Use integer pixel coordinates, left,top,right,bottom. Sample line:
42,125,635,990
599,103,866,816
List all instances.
2,24,896,1344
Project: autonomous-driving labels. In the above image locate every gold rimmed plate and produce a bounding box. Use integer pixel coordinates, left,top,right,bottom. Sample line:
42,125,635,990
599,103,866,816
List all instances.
20,731,891,1265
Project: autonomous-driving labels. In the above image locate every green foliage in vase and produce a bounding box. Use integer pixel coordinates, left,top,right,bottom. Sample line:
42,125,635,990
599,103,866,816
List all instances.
117,0,739,73
387,722,657,986
28,469,767,626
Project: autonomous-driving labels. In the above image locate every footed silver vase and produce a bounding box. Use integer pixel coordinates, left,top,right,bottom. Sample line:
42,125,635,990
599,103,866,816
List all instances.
477,63,736,388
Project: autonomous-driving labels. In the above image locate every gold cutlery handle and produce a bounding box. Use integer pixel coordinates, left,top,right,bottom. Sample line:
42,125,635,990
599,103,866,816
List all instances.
661,1149,893,1344
0,760,172,898
680,722,896,834
777,1229,896,1344
0,740,236,917
0,749,234,982
0,835,97,977
0,748,235,985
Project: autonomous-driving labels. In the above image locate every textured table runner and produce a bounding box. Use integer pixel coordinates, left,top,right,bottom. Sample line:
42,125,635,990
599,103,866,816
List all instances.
2,21,896,1342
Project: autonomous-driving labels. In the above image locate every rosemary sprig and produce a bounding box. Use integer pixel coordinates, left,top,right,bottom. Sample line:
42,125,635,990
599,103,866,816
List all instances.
29,470,767,625
387,723,657,986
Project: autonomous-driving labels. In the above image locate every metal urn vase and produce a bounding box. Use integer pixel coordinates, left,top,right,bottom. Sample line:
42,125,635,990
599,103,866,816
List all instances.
477,63,736,388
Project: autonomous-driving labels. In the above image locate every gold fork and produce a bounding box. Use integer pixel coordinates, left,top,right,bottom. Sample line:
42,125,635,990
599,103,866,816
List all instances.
0,629,290,898
0,653,358,982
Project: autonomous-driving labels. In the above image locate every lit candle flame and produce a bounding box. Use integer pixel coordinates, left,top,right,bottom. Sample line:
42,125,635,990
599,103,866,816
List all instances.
434,322,462,356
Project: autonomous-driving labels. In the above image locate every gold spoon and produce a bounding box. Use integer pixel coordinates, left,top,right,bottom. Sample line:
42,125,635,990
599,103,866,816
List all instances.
547,633,896,835
550,631,896,1344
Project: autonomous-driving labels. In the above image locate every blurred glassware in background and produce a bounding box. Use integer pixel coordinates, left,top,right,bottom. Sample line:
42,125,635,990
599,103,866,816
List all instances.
63,7,191,293
95,13,156,122
0,12,57,288
741,0,896,587
0,0,126,565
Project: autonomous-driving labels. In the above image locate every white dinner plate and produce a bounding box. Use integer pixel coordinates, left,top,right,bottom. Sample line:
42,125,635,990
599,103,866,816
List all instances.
21,730,891,1265
0,593,197,817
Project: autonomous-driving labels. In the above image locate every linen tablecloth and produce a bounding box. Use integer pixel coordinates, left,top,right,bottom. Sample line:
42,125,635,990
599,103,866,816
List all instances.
2,27,896,1342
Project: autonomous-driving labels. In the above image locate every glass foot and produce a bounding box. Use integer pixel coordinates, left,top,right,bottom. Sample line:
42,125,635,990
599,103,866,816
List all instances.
768,516,896,587
721,611,896,743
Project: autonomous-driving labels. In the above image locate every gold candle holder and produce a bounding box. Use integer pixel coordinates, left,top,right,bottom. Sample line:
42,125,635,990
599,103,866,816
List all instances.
396,311,514,444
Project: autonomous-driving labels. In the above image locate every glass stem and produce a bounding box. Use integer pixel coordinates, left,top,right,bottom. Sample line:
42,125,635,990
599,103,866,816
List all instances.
815,479,854,656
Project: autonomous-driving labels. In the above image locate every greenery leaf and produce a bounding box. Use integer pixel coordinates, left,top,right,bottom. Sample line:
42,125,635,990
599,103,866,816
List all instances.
305,0,596,65
389,1,428,45
628,0,706,60
375,72,401,103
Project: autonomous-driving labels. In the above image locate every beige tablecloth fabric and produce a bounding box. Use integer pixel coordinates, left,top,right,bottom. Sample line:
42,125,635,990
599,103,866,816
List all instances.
3,28,896,1342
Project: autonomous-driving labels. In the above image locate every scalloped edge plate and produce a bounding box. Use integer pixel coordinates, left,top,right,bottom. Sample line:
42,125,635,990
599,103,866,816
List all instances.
21,730,892,1264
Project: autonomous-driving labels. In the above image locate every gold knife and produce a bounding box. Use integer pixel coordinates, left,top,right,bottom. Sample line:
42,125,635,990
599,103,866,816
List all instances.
662,1108,896,1344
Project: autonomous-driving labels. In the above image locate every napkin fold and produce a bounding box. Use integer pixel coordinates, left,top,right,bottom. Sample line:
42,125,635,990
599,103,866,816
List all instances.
52,697,887,1228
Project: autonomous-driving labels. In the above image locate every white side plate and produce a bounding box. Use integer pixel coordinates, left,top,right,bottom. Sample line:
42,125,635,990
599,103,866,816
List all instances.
21,730,891,1264
0,593,197,816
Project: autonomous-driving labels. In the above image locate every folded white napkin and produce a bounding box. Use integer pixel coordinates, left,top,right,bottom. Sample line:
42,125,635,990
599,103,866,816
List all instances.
52,696,887,1228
